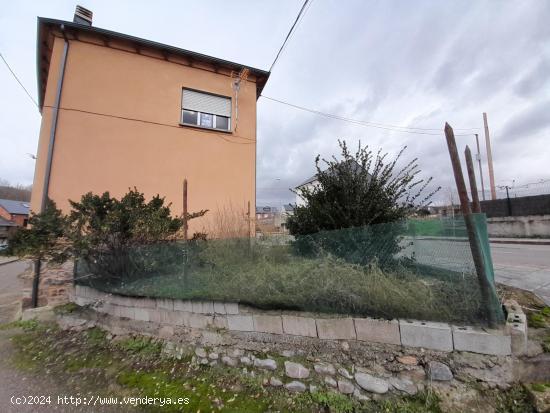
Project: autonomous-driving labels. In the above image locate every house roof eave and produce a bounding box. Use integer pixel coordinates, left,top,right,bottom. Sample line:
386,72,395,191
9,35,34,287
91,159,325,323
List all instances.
36,17,271,111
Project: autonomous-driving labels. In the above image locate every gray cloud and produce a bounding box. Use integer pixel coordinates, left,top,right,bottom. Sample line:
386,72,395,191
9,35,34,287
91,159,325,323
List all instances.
500,99,550,141
1,0,549,206
514,59,550,98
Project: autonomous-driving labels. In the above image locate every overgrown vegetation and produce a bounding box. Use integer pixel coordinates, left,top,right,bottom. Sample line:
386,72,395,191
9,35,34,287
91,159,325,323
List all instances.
80,237,483,324
7,199,66,261
0,318,41,331
528,306,550,329
9,149,495,325
287,140,439,266
114,336,162,356
8,188,206,276
494,384,536,413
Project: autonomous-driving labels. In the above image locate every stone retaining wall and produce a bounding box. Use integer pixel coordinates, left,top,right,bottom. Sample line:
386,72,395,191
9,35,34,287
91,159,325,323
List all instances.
73,285,524,356
21,261,74,309
487,214,550,237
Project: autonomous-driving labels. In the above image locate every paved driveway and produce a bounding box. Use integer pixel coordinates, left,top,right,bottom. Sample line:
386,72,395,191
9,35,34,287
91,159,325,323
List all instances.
491,243,550,305
0,260,30,324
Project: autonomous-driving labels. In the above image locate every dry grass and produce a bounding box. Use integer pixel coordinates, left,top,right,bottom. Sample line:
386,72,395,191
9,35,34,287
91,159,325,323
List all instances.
87,239,485,324
200,203,252,239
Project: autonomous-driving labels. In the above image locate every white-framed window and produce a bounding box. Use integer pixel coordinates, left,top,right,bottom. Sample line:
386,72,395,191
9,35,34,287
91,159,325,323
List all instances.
181,88,231,132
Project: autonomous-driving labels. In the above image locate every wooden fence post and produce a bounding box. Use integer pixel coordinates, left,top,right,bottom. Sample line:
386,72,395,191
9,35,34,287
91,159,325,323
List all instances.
182,179,188,289
445,123,497,327
183,179,188,241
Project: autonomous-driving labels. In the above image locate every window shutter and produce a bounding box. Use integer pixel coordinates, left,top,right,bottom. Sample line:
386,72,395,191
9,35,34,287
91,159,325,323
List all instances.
182,89,231,117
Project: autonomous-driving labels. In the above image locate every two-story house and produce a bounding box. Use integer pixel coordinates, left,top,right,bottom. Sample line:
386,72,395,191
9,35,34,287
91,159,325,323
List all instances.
0,199,29,247
30,6,269,236
0,199,30,227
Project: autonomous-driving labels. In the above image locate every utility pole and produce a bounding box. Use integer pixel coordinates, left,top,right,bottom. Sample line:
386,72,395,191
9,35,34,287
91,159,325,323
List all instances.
483,113,497,200
474,134,486,201
465,146,481,213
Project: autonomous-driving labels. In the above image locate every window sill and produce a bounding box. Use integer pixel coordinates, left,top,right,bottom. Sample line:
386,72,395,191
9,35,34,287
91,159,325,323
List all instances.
179,123,232,134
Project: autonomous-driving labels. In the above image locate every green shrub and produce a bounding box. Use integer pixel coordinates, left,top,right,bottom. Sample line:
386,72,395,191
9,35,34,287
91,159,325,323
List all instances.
7,199,67,261
287,140,439,266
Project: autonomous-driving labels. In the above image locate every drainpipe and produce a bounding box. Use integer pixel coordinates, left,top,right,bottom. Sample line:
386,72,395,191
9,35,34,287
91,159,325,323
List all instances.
32,24,70,308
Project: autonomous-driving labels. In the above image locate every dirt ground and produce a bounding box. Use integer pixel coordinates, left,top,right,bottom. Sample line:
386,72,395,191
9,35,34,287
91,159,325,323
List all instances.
0,327,125,413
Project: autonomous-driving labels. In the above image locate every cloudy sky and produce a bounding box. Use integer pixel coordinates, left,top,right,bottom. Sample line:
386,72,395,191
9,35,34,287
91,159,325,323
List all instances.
1,0,549,206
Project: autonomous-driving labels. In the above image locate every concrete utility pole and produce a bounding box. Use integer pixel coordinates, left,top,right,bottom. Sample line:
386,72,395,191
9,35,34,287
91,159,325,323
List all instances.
465,146,481,213
474,134,486,201
483,113,497,200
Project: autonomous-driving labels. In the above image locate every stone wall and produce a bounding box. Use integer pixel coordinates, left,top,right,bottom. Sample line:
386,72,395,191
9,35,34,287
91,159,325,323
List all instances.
72,285,524,356
21,260,74,309
54,294,549,406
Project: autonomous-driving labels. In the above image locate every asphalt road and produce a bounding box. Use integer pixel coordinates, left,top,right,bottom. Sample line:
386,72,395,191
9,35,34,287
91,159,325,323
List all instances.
491,243,550,304
0,260,30,324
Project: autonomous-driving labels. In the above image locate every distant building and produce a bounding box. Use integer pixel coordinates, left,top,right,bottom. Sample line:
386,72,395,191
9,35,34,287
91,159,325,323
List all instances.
294,160,369,206
255,204,296,234
0,199,30,227
426,205,461,218
0,217,18,247
294,174,319,207
256,206,280,224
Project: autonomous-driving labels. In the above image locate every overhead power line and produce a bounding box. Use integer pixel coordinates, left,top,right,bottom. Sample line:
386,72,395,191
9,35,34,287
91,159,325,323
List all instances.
261,95,479,136
42,105,255,145
269,0,313,73
0,52,39,109
2,44,479,139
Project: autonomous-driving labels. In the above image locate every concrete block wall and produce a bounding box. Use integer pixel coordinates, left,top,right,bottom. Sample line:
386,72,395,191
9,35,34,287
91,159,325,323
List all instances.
487,214,550,238
72,285,523,356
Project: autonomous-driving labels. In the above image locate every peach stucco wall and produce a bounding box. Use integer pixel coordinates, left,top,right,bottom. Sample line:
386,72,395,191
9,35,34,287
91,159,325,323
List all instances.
30,36,257,235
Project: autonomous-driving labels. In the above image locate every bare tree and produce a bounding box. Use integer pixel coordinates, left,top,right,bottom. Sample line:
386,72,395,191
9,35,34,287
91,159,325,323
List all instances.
0,179,32,201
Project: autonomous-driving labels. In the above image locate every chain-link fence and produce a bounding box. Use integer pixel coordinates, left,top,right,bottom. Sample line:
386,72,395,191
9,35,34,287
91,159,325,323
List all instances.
75,214,504,326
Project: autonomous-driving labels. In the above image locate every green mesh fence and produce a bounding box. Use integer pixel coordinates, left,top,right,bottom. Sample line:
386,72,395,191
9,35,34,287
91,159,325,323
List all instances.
75,214,504,326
